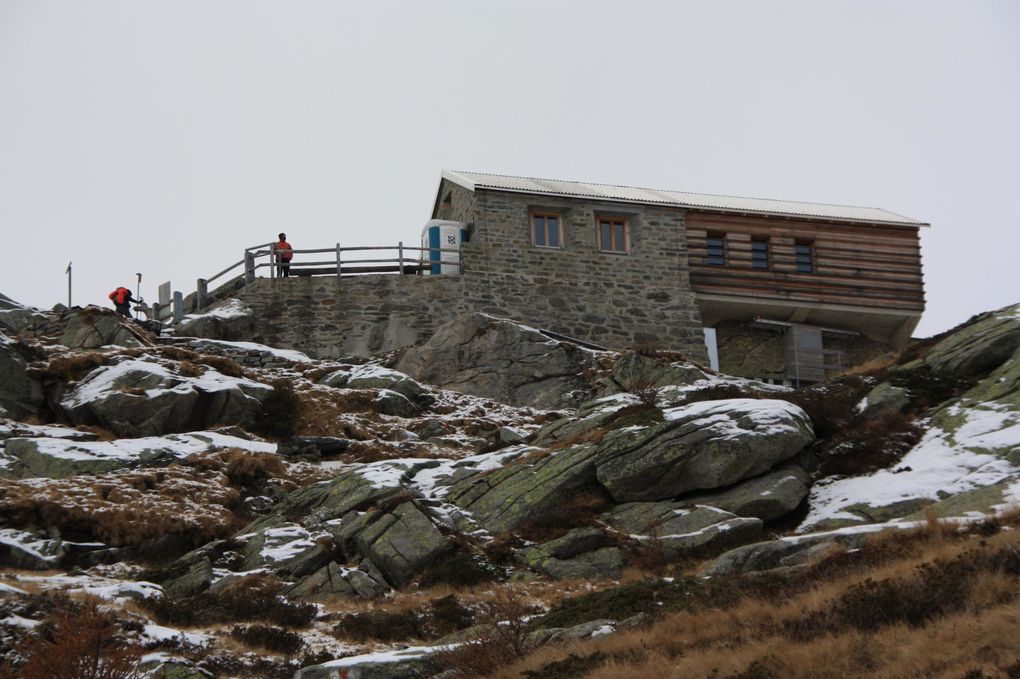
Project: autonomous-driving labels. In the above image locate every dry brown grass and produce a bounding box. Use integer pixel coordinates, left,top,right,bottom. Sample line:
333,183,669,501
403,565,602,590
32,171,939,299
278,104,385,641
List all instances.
839,352,900,376
0,466,243,552
293,388,382,437
175,360,206,377
31,351,110,381
481,517,1020,679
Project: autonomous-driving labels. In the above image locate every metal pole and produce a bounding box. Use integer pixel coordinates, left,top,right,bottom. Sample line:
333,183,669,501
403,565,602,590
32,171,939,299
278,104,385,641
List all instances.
336,243,342,281
398,241,404,275
134,272,142,319
65,261,72,307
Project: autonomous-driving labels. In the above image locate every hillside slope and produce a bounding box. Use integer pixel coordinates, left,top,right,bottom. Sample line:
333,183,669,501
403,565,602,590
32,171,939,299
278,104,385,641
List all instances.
0,299,1018,678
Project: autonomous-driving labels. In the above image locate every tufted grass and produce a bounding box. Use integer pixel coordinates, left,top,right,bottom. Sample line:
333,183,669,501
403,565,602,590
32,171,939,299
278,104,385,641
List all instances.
477,512,1020,679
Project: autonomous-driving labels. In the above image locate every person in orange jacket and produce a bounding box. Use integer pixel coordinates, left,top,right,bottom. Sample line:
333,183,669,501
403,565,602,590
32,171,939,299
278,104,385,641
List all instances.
108,286,138,317
275,233,294,277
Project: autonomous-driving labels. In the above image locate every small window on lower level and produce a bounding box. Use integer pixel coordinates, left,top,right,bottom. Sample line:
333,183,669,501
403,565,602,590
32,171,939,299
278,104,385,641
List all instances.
532,212,562,248
795,241,814,273
598,216,628,253
751,238,769,269
706,233,726,265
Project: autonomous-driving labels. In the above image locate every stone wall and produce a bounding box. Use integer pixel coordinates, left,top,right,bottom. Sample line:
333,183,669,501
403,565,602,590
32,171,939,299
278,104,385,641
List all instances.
225,181,709,361
233,275,470,359
715,320,891,384
457,183,707,358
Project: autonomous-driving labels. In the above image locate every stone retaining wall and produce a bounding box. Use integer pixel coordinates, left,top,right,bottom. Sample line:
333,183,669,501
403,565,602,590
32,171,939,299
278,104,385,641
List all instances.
223,182,710,361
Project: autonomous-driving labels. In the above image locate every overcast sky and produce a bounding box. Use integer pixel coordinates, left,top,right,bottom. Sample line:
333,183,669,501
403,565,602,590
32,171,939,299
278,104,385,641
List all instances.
1,0,1017,338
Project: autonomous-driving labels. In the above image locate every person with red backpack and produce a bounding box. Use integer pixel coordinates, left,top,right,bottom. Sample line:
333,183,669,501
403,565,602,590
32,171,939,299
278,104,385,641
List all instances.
108,286,138,317
275,233,294,277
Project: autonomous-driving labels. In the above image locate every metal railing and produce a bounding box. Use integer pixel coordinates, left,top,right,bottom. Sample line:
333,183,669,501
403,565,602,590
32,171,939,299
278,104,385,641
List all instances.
178,241,462,315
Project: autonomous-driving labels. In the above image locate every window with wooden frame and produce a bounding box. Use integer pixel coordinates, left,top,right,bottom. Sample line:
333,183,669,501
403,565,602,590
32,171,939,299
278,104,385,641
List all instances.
531,212,562,249
795,241,814,273
598,216,629,253
706,232,726,265
751,237,769,269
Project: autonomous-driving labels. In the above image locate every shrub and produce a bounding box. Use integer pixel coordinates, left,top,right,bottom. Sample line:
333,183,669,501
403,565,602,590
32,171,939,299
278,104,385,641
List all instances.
888,364,976,412
785,543,1020,639
813,410,923,478
140,575,316,629
334,594,476,642
221,449,288,487
417,549,506,588
0,597,143,679
682,383,763,405
509,484,615,545
434,588,537,678
537,577,704,629
779,375,872,440
607,403,664,429
229,624,304,655
252,380,300,438
522,652,609,679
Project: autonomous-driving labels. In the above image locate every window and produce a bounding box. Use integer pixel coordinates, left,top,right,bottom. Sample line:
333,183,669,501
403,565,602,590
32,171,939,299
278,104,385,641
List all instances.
795,241,814,273
706,233,726,265
532,212,562,248
598,216,628,253
751,238,769,269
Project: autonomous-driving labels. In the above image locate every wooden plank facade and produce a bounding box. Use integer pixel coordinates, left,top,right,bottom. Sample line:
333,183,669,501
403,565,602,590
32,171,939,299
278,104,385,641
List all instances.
686,213,924,312
686,211,925,350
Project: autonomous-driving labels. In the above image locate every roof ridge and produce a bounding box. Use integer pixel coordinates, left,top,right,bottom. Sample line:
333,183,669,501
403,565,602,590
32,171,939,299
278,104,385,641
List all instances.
449,169,887,213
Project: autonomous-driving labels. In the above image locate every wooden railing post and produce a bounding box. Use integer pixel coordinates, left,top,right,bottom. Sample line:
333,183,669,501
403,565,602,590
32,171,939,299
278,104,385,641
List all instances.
196,279,207,310
398,241,404,275
336,243,342,281
270,245,276,279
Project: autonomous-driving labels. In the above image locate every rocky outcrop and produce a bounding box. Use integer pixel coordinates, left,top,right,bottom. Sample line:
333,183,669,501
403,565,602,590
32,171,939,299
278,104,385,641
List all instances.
0,336,43,418
1,430,274,480
294,648,442,679
518,528,625,580
349,502,454,587
921,304,1020,378
59,309,148,349
445,444,600,533
175,299,256,342
603,503,762,557
395,314,596,409
704,530,877,576
284,563,388,599
593,399,814,502
58,358,272,437
681,465,810,522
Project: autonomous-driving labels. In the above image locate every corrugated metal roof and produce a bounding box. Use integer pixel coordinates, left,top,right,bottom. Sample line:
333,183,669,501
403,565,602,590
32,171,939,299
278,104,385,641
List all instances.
442,170,927,226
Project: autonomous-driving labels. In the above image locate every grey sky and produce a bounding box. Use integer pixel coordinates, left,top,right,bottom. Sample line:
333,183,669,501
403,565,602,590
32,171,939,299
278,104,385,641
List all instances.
1,0,1017,338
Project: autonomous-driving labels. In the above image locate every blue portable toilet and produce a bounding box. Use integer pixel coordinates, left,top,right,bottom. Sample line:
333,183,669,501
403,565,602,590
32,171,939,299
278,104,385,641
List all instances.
421,220,468,275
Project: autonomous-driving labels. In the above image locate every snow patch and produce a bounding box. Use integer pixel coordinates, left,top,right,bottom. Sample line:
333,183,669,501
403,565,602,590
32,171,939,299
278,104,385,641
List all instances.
801,405,1020,531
